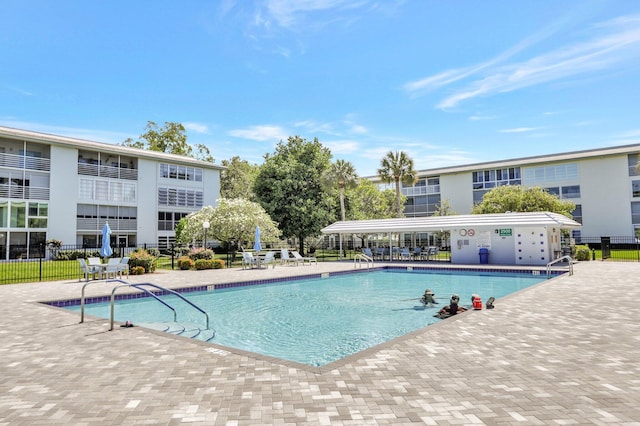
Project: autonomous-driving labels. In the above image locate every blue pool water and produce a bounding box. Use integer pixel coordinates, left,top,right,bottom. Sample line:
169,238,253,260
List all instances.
68,269,547,366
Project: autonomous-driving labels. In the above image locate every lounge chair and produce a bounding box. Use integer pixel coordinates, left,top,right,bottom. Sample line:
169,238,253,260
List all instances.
291,251,317,265
259,251,277,269
362,248,373,259
241,251,257,269
399,247,412,261
78,258,99,281
118,257,130,278
280,249,298,266
104,257,122,279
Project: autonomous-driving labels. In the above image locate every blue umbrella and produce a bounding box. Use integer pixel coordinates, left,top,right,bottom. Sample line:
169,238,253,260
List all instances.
100,222,113,258
253,226,262,252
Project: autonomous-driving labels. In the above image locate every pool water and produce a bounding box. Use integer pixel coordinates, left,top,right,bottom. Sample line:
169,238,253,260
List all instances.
70,270,546,366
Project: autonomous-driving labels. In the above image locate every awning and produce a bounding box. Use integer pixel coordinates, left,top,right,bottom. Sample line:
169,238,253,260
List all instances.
321,212,581,235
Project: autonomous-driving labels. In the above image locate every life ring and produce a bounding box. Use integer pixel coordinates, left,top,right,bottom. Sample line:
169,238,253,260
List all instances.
467,229,475,236
459,229,467,236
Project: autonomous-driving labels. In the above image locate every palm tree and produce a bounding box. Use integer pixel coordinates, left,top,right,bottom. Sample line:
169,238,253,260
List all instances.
322,159,358,221
377,150,417,217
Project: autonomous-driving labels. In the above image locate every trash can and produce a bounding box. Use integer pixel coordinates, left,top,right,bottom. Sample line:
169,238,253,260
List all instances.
479,248,489,264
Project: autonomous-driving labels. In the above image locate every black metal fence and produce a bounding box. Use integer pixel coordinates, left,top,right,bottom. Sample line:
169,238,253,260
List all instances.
2,236,637,285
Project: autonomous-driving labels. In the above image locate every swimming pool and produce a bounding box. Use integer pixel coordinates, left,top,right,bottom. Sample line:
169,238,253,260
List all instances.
63,269,548,366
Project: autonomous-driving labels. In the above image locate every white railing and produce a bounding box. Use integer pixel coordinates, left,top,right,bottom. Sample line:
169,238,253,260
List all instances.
77,163,138,180
0,184,50,200
0,152,50,171
546,255,573,278
354,253,374,269
76,218,137,231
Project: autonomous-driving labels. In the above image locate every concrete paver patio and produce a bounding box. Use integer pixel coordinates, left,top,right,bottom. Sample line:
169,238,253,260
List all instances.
1,261,639,425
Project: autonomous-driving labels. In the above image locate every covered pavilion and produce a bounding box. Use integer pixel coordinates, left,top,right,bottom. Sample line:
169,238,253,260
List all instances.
321,211,581,266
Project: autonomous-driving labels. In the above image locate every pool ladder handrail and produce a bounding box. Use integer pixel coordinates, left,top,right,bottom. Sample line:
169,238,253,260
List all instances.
546,255,573,279
110,282,210,331
354,253,374,269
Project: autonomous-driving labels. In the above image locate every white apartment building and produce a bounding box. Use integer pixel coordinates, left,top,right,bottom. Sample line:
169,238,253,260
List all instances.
0,126,224,260
373,144,640,243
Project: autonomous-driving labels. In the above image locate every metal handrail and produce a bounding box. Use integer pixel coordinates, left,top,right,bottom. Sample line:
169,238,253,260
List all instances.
354,253,374,269
546,255,574,278
102,281,210,331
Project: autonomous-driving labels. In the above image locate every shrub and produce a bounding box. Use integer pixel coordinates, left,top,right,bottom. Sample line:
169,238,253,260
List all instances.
54,249,100,260
177,256,194,270
131,266,146,275
129,248,156,273
147,248,160,258
189,248,214,261
213,259,225,269
174,246,191,257
574,245,591,261
194,259,215,270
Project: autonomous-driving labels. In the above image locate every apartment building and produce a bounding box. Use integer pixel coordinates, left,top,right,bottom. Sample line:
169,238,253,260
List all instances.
374,144,640,243
0,126,223,260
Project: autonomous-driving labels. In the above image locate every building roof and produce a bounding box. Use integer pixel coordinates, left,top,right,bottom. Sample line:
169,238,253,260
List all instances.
365,143,640,180
0,126,226,170
321,212,581,234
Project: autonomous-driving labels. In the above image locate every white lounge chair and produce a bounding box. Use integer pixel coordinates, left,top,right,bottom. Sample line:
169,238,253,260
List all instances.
104,257,122,279
118,257,130,278
399,247,412,261
241,251,257,269
78,258,99,281
259,251,277,269
280,249,298,266
291,251,317,265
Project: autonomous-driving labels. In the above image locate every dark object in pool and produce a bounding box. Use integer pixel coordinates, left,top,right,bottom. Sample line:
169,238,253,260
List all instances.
120,320,134,328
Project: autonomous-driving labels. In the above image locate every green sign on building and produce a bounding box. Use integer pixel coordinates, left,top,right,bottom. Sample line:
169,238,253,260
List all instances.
498,228,512,237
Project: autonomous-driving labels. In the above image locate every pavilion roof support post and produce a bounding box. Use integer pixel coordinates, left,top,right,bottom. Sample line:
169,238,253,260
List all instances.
389,232,393,262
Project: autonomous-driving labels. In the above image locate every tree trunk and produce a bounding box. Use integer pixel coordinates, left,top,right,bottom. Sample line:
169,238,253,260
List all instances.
298,237,305,256
395,178,402,217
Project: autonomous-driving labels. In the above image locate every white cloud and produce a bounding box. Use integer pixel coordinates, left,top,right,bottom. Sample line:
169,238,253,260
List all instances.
405,14,640,109
499,127,537,133
183,122,210,134
323,139,360,154
469,115,496,121
228,125,288,141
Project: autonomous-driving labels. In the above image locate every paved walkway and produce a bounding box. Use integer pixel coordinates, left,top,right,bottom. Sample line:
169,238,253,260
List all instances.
1,261,639,425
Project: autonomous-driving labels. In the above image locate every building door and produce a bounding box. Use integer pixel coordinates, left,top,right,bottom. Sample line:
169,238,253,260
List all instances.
514,228,548,265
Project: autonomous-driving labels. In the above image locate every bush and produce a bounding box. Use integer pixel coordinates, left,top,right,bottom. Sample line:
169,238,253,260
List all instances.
174,246,191,257
575,245,591,261
189,247,215,261
129,248,156,273
213,259,225,269
194,259,215,270
147,247,160,258
131,266,146,275
177,256,194,270
54,249,101,261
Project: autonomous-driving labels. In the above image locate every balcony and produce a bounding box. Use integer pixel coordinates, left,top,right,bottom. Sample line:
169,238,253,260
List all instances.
0,152,50,171
0,184,50,200
76,218,138,231
77,163,138,180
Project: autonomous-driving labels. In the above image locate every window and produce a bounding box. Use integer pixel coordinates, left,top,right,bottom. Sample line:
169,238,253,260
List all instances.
157,187,203,207
633,180,640,197
572,204,582,224
561,185,581,199
523,163,578,184
10,202,26,227
472,167,521,190
159,163,204,182
628,154,639,177
632,202,640,224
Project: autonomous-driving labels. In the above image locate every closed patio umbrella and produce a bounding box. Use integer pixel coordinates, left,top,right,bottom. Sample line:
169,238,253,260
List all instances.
100,222,113,258
253,226,262,252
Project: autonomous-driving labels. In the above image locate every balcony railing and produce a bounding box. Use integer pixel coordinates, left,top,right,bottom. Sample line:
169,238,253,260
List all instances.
77,163,138,180
0,184,50,200
401,185,440,196
76,218,138,231
0,152,50,171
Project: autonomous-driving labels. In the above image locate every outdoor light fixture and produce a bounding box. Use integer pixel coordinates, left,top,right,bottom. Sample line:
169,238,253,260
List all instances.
203,221,210,248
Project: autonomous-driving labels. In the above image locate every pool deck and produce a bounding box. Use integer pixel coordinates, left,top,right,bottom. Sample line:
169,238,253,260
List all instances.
1,261,640,425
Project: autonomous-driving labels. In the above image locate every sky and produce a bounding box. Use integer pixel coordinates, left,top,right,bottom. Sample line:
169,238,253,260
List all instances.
2,0,640,177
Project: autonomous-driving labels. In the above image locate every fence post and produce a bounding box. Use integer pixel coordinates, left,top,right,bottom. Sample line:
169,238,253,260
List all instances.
39,243,44,282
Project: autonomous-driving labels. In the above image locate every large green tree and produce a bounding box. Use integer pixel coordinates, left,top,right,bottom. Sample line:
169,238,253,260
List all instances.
178,199,280,248
377,150,417,217
321,159,358,221
346,179,398,220
254,136,333,254
220,156,259,200
122,121,213,162
471,185,575,217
